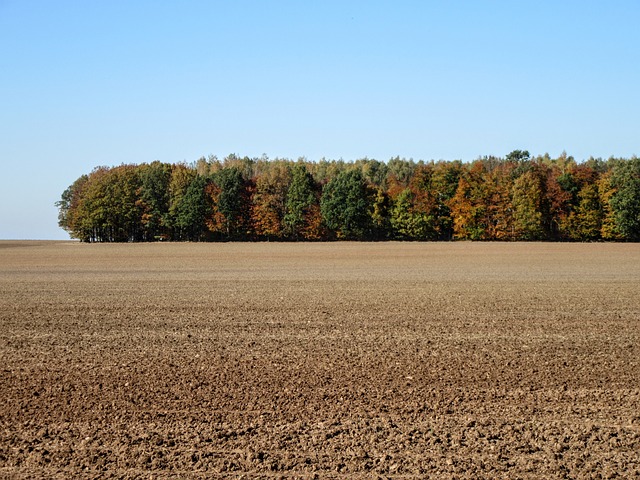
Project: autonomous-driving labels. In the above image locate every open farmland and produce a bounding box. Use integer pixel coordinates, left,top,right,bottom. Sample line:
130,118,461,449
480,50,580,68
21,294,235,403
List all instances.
1,241,639,478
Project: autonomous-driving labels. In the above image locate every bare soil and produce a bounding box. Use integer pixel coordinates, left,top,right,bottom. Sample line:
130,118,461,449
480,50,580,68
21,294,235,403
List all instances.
1,241,639,479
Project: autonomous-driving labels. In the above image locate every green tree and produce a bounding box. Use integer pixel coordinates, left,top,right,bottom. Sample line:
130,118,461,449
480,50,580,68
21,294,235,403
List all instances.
390,188,436,239
548,166,576,240
137,161,172,240
389,165,438,240
359,158,388,188
208,167,247,239
284,163,318,240
505,149,530,163
176,175,211,241
321,169,372,239
431,161,463,240
609,157,640,240
387,156,416,186
167,164,197,240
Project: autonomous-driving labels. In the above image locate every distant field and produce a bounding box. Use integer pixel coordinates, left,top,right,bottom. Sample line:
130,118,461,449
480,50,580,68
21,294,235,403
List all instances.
1,241,639,478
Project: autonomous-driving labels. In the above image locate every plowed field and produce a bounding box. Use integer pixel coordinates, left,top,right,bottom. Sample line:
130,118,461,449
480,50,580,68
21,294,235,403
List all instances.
1,241,639,478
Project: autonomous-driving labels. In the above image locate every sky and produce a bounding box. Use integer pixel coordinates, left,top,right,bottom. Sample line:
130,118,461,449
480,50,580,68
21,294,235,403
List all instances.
1,1,639,240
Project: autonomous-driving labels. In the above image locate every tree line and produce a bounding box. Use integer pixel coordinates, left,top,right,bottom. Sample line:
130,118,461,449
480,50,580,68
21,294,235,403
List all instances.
56,151,640,242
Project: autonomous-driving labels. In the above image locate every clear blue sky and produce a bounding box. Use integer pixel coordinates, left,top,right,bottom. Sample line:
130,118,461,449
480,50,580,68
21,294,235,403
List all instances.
1,1,638,239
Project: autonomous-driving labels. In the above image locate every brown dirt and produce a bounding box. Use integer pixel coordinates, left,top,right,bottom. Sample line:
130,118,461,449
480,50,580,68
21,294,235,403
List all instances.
1,241,639,479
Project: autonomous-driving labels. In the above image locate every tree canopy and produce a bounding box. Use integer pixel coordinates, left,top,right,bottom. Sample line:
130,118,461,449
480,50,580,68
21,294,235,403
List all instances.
57,152,640,242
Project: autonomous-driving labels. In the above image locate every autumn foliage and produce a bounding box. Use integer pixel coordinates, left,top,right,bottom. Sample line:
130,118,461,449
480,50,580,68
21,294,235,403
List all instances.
57,152,640,242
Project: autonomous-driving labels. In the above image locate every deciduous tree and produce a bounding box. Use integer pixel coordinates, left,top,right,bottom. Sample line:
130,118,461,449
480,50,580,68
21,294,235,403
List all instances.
137,161,172,240
251,162,291,239
284,163,320,240
207,167,248,239
609,157,640,240
512,170,545,240
321,169,372,240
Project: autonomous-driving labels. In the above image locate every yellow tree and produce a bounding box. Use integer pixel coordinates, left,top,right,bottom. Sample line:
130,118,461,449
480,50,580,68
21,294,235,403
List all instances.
511,170,545,240
251,162,292,239
565,183,603,240
598,171,621,240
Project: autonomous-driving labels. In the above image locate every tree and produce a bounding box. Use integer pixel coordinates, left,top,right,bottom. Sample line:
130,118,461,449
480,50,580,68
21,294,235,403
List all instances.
207,167,248,239
176,175,211,241
112,165,144,241
484,162,516,240
549,166,576,240
57,155,639,243
137,161,172,240
56,174,89,239
63,165,144,242
389,165,438,240
390,188,436,239
505,149,530,163
358,158,388,189
511,170,545,240
251,162,291,239
167,164,197,240
450,159,524,240
598,171,622,240
320,169,372,239
284,163,319,240
431,161,463,240
73,167,112,242
449,161,491,240
609,157,640,240
370,186,390,240
387,156,416,186
390,188,415,239
565,184,603,241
